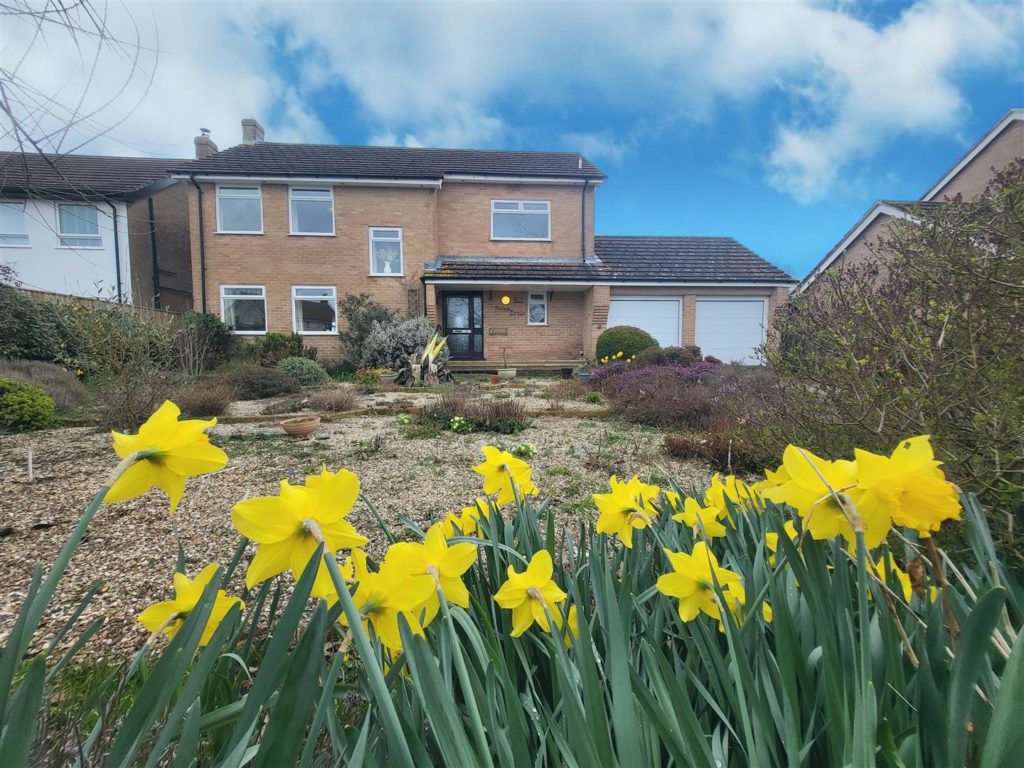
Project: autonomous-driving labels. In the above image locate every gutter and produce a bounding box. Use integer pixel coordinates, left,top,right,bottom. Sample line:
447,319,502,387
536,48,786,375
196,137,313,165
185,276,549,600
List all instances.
107,201,123,303
148,196,161,309
190,175,208,313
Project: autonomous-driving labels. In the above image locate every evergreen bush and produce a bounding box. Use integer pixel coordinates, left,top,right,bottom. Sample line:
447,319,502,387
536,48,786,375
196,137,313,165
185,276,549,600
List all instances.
595,325,658,360
0,376,57,432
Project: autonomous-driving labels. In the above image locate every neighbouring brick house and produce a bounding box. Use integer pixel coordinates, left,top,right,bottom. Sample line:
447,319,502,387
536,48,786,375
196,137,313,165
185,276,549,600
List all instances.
796,107,1023,295
175,119,795,365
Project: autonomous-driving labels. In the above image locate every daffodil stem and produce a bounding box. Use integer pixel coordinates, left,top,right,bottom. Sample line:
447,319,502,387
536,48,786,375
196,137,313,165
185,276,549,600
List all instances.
437,591,494,768
19,451,141,660
322,550,414,768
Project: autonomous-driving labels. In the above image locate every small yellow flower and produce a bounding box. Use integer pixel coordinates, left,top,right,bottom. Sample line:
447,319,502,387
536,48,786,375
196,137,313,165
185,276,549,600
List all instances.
138,564,243,646
561,604,579,648
493,550,567,637
717,580,772,631
765,520,799,567
105,401,228,512
670,494,727,539
851,436,961,538
593,475,661,548
340,555,436,653
231,466,369,597
473,446,538,506
872,555,913,603
444,497,491,537
656,542,741,623
383,522,478,620
703,473,759,519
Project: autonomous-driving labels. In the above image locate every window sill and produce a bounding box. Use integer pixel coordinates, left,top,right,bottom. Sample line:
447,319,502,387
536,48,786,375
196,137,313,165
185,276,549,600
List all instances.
229,330,267,336
216,231,264,236
288,232,336,237
369,272,405,278
0,243,31,249
57,245,104,250
490,237,552,242
527,322,548,327
296,331,338,336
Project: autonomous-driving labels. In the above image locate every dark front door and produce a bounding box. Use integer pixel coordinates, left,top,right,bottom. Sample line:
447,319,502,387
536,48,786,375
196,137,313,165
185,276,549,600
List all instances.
442,292,484,359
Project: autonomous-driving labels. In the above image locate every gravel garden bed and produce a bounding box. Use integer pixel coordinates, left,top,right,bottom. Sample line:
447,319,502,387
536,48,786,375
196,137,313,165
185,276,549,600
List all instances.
0,411,710,657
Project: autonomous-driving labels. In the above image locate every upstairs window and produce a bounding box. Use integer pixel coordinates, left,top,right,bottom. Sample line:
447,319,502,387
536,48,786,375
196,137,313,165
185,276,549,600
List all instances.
527,292,548,325
491,200,550,240
57,204,101,248
221,285,266,334
289,188,334,235
216,186,262,233
292,286,337,334
369,227,403,275
0,201,29,247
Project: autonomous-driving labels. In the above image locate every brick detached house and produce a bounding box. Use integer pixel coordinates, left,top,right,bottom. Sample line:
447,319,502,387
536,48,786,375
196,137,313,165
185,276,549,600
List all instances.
796,108,1023,294
0,152,191,310
175,119,794,365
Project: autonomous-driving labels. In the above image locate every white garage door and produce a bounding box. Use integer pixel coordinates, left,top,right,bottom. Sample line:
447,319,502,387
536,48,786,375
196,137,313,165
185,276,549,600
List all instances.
608,298,680,347
695,299,767,364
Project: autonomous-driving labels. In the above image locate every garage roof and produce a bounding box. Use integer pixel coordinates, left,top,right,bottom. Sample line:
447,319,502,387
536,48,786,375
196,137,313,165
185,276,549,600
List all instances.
0,151,183,200
425,236,795,284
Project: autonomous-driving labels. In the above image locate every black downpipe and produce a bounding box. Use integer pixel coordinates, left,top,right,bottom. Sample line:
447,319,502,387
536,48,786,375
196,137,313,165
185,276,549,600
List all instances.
580,178,589,260
190,175,208,312
107,201,123,303
147,196,161,309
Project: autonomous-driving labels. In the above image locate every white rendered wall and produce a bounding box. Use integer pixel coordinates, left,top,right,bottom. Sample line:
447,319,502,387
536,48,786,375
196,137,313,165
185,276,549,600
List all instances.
0,198,131,300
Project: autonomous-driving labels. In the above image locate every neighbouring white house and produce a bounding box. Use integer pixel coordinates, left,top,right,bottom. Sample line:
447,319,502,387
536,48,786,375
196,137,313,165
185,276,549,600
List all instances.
0,152,182,301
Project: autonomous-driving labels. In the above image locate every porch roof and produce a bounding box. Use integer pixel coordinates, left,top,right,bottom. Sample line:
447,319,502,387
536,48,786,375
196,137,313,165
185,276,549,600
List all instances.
424,236,796,285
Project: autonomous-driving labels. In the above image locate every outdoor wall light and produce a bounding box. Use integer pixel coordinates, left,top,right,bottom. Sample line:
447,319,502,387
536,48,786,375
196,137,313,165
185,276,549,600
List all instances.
500,295,511,305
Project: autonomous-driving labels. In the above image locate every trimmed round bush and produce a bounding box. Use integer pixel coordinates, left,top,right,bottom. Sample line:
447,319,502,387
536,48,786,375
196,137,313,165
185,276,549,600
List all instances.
220,365,300,400
277,356,330,386
595,326,658,361
0,376,57,432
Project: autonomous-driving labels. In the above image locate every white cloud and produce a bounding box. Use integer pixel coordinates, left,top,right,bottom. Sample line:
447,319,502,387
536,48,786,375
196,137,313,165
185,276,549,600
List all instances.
1,1,1019,202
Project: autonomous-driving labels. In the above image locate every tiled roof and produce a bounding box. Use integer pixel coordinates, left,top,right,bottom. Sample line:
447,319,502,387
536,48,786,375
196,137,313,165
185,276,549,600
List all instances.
0,152,184,199
425,236,795,284
175,142,605,180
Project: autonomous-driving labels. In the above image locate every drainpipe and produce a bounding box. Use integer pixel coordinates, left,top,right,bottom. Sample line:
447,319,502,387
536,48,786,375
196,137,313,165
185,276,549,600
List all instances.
147,196,161,309
190,175,207,312
580,178,589,260
107,201,123,303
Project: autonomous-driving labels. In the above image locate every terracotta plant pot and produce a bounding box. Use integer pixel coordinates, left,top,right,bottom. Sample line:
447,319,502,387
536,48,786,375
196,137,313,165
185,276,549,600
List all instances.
489,375,501,384
280,415,321,439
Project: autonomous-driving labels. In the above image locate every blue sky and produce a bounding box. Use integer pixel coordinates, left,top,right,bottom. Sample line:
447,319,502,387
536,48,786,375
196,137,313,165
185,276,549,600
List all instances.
8,1,1023,279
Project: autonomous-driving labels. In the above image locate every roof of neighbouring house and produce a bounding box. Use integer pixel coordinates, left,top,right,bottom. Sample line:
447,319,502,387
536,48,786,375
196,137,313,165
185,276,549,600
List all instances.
174,142,605,180
0,152,184,200
424,236,795,284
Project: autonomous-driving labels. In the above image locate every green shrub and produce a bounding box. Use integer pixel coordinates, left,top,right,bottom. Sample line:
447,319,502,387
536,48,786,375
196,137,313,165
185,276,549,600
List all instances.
219,365,300,400
583,392,603,404
277,356,330,386
595,325,658,360
0,376,57,432
337,293,400,363
0,359,89,411
241,333,316,367
0,288,76,361
631,344,703,368
361,316,449,372
173,378,237,418
422,392,531,435
176,312,235,376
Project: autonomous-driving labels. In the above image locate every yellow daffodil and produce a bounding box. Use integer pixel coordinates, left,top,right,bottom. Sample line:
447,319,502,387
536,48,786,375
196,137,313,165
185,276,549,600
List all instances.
473,446,538,506
752,464,790,495
873,555,914,603
656,542,741,623
561,604,579,648
105,401,227,512
593,475,661,548
765,520,799,567
493,550,567,637
138,564,243,646
670,494,727,539
761,446,889,549
340,556,436,653
851,436,961,538
717,580,773,631
383,522,478,620
703,473,759,519
231,466,368,597
444,497,491,537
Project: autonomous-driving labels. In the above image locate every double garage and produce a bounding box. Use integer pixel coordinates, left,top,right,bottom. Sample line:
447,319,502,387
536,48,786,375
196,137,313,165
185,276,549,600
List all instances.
607,295,769,365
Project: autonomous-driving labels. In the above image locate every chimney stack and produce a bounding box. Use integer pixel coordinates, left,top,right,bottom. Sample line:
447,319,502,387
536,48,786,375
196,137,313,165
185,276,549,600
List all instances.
194,128,218,159
241,118,265,145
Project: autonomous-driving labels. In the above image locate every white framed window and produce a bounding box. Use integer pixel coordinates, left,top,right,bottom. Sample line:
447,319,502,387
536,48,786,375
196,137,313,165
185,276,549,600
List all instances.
292,286,338,334
527,291,548,325
289,188,334,235
491,200,550,241
216,186,263,233
0,201,29,247
57,203,101,248
369,227,403,275
221,285,267,334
